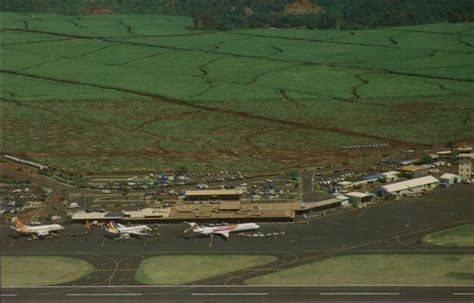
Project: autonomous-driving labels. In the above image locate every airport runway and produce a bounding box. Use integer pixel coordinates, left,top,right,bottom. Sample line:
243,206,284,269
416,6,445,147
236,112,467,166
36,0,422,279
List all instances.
2,185,473,302
2,285,474,302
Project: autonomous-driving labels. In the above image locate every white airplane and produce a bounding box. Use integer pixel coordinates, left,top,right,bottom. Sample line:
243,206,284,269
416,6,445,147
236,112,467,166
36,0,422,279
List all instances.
105,221,152,237
11,218,64,237
186,222,260,238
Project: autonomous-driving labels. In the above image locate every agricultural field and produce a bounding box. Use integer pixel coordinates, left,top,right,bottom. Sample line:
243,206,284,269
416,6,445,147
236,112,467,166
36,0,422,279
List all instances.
1,13,473,173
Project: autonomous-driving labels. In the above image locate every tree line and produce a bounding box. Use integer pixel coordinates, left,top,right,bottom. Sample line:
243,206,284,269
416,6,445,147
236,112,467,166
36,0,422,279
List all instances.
1,0,473,30
188,0,474,30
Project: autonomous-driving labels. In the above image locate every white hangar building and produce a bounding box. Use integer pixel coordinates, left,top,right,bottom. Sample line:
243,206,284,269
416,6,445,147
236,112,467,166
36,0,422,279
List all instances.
378,175,439,197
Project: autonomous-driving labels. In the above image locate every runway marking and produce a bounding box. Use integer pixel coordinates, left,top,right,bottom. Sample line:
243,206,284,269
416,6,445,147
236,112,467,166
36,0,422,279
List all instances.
9,240,16,247
66,293,142,296
100,238,106,247
453,293,474,296
191,293,269,296
143,239,149,247
1,294,17,297
4,284,473,288
320,292,400,296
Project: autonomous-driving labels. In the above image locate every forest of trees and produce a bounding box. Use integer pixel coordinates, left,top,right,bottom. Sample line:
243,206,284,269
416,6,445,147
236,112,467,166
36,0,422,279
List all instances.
189,0,474,30
2,0,474,30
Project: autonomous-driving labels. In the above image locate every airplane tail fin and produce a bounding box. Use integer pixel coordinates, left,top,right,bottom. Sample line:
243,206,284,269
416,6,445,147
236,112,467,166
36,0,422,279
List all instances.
187,222,200,230
14,218,26,231
106,221,119,234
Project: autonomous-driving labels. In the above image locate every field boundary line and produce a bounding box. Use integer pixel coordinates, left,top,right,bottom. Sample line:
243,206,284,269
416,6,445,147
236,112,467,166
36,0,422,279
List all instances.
0,69,415,146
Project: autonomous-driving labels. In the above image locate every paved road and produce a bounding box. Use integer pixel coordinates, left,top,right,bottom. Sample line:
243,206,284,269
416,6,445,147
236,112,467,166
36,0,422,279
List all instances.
2,185,473,302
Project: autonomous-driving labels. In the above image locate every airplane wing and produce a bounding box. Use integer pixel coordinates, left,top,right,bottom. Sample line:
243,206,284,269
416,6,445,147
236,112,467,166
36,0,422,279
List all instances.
214,231,230,238
116,223,127,229
128,230,146,236
35,230,50,237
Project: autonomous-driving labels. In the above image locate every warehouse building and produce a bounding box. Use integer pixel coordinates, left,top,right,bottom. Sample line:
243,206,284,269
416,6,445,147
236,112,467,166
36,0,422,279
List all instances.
439,173,461,185
377,175,439,197
399,165,429,178
382,171,401,182
345,192,374,204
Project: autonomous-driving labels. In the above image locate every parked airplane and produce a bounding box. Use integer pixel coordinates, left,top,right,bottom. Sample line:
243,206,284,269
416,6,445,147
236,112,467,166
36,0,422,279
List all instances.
11,218,64,237
105,221,152,237
185,222,260,238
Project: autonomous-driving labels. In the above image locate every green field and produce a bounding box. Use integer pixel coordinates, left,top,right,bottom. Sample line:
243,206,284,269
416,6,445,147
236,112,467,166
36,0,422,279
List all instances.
1,13,473,173
2,256,94,286
247,254,474,286
424,224,474,247
135,255,276,285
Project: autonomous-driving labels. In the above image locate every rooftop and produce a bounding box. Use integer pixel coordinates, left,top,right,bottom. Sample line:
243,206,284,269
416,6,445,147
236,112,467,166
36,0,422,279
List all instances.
399,165,426,172
346,192,373,198
380,175,439,193
440,173,459,179
123,208,170,218
71,212,122,220
457,153,474,159
217,201,241,211
184,189,243,196
383,171,401,176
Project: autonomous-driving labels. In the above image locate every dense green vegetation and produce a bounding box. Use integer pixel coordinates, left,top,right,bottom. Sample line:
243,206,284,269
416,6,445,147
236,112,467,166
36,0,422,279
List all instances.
190,0,474,30
1,13,473,173
2,0,474,30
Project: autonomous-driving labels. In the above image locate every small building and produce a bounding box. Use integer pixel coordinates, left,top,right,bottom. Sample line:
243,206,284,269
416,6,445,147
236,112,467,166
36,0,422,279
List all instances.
378,175,439,197
399,159,418,166
439,173,461,185
332,194,350,207
345,192,374,204
399,165,429,178
184,189,243,202
350,177,378,188
382,171,400,182
457,153,473,182
427,154,440,160
362,173,384,181
457,146,472,153
337,181,353,189
437,150,452,157
300,198,344,212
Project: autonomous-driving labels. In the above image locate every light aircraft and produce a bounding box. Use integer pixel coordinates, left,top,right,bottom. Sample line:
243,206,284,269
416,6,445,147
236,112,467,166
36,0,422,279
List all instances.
105,221,153,237
11,218,64,238
185,222,260,238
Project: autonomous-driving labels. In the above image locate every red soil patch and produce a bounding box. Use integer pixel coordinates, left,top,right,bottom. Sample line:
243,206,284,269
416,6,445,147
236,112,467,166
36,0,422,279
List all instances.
283,0,322,15
82,5,113,15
